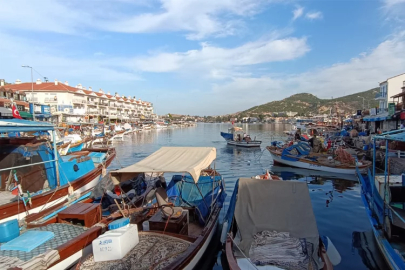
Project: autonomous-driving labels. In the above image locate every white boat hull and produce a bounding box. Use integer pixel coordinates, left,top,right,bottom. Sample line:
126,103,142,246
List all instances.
270,152,365,175
109,133,124,141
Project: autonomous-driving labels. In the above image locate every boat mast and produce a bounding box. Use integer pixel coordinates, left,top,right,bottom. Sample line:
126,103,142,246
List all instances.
52,129,61,187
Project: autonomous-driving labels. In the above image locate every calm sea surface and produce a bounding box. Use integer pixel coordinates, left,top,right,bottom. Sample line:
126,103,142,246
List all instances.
108,123,387,270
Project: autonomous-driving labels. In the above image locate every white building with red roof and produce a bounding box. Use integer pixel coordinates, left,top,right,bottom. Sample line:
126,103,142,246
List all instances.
4,78,155,122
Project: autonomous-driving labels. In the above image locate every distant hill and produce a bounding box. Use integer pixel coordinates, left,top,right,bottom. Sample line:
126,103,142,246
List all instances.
241,88,379,116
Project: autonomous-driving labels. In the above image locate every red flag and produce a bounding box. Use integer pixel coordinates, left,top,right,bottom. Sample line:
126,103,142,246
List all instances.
12,104,22,119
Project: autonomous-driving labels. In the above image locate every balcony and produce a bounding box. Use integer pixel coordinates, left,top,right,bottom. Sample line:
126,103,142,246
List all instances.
375,92,387,100
377,108,388,114
73,108,86,115
87,101,96,106
73,99,86,104
87,110,99,115
99,101,109,106
44,97,58,103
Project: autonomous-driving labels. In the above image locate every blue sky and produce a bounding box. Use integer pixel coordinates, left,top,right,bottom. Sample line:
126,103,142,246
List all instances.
1,0,405,115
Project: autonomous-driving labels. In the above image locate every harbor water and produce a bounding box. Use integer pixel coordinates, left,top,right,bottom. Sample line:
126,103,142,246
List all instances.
108,123,388,270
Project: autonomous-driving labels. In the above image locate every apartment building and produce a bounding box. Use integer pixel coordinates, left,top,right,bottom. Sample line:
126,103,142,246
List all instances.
0,79,32,119
363,73,405,132
375,73,405,114
6,79,155,123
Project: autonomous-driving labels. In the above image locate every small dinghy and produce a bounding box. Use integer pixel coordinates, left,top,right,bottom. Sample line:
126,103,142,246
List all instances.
223,178,341,269
221,127,261,148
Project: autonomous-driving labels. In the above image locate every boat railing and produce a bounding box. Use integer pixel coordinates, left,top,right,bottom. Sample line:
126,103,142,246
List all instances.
0,159,58,173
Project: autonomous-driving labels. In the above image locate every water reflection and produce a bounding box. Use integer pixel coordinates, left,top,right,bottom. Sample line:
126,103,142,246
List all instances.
352,231,386,270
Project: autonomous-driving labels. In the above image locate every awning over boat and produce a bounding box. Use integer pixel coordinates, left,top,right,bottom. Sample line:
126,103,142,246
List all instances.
363,112,389,122
111,147,217,184
234,178,319,256
375,129,405,142
0,119,54,132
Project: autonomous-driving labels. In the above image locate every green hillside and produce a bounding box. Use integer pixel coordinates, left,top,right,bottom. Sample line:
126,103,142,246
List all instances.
241,88,379,116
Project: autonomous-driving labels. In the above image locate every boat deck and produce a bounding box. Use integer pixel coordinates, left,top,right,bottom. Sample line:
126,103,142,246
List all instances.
79,232,192,270
0,223,87,267
0,191,17,206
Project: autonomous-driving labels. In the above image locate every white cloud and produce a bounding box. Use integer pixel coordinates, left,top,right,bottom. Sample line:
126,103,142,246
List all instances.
383,0,405,7
132,36,310,77
207,32,405,114
102,0,270,40
0,32,142,86
0,0,270,40
292,6,304,21
305,11,323,20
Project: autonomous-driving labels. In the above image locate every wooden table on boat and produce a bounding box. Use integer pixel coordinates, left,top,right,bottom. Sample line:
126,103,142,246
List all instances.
149,210,188,235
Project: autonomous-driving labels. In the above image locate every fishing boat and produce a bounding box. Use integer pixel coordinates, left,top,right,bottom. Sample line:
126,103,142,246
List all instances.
142,123,151,130
57,141,71,156
0,174,150,270
356,129,405,269
267,142,371,174
63,133,85,154
221,127,261,148
123,123,134,135
77,147,226,270
223,178,340,270
270,165,358,182
108,132,124,142
0,119,116,223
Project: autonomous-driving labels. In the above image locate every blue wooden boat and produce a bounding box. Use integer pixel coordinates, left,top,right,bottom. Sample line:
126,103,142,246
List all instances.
356,129,405,269
66,141,84,153
0,119,116,223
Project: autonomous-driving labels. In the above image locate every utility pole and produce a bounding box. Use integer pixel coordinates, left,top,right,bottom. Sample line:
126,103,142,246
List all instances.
22,65,35,120
358,96,365,110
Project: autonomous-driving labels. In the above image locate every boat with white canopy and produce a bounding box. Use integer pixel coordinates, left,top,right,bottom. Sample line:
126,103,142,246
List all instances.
224,178,340,270
78,147,226,270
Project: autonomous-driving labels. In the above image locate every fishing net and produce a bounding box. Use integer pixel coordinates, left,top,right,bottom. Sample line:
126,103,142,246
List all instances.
335,147,355,165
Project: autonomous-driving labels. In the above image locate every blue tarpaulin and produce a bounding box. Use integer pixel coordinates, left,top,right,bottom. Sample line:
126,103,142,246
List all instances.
166,174,226,225
281,142,311,161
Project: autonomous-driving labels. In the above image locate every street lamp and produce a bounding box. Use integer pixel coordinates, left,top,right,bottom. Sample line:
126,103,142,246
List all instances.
21,65,34,120
357,96,365,110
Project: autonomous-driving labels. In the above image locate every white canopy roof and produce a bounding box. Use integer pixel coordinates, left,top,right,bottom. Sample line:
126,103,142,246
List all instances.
111,147,217,184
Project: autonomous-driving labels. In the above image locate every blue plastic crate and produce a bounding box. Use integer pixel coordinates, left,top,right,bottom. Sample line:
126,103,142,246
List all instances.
88,152,106,163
